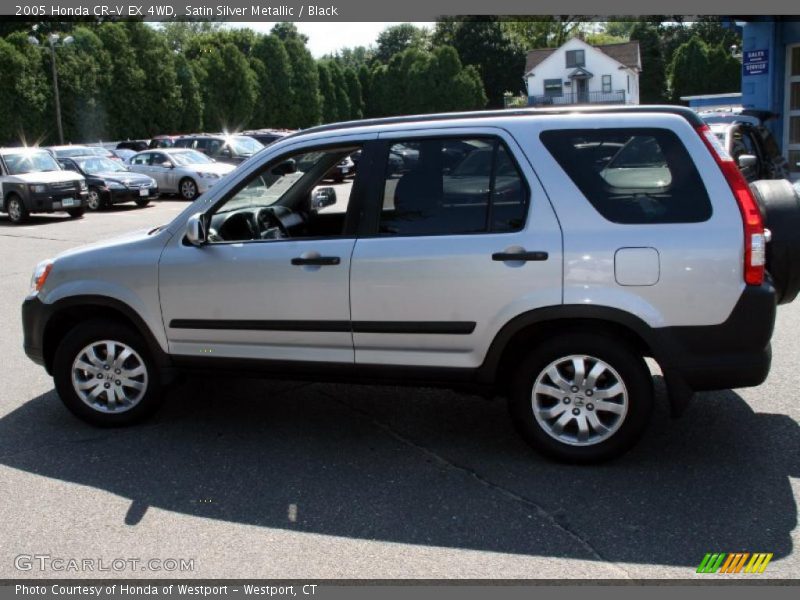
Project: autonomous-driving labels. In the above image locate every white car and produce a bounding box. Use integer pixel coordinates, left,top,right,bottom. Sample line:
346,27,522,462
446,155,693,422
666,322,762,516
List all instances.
126,148,235,201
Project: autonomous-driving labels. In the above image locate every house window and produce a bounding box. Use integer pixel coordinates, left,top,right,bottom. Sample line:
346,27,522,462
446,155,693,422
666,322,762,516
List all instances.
566,49,585,68
544,79,563,97
602,75,612,94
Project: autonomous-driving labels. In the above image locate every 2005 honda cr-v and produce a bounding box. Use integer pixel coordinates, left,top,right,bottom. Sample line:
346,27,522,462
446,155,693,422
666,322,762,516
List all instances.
21,106,800,463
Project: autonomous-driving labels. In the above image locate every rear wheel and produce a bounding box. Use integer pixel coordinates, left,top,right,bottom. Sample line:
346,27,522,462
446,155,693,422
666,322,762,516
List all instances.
179,177,198,201
53,319,163,426
508,333,653,463
6,194,29,224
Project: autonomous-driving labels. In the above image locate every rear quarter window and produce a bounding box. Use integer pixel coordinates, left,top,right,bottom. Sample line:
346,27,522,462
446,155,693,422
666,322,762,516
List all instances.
540,128,712,224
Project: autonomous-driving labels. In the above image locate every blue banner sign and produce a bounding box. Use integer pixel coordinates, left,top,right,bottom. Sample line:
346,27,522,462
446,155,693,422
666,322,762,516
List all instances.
743,49,769,76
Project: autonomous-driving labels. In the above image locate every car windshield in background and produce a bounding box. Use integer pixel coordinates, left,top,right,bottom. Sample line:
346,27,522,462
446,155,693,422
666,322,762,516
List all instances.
54,147,93,158
76,157,126,174
3,150,61,175
229,136,263,155
171,150,213,166
89,147,115,158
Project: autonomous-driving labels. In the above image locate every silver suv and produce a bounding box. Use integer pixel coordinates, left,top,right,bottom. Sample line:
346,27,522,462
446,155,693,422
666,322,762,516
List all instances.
21,106,800,463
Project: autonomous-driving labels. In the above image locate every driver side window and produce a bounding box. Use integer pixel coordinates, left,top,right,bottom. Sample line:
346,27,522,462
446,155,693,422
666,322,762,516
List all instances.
206,144,361,244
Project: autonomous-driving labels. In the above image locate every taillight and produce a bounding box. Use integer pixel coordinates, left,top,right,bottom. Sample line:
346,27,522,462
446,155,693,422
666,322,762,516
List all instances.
695,124,765,285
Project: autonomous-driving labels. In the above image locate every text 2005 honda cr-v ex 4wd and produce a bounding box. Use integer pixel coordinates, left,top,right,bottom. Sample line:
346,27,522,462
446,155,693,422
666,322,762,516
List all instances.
21,106,800,463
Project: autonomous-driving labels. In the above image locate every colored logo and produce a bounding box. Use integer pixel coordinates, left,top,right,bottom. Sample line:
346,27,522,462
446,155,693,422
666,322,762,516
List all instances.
697,553,773,574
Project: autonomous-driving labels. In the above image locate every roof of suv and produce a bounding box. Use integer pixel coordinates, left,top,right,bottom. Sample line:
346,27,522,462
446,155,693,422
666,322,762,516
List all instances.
288,105,706,140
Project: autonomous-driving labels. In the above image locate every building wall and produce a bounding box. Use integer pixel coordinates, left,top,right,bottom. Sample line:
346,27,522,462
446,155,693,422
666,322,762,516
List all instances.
525,38,639,104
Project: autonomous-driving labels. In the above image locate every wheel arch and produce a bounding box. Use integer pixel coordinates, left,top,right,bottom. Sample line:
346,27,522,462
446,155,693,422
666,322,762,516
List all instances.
42,295,170,375
479,305,664,392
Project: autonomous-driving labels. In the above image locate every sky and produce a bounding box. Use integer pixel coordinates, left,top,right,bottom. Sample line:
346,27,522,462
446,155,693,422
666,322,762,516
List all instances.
227,22,436,57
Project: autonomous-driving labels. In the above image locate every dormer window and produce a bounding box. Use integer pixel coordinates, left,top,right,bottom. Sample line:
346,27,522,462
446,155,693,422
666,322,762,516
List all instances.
566,49,585,68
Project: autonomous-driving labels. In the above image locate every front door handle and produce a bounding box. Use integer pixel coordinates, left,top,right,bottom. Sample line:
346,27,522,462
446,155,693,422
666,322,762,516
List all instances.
492,251,549,262
291,256,341,266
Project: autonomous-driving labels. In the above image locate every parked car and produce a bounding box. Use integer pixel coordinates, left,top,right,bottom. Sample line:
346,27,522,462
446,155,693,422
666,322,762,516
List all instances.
699,109,790,183
172,134,264,165
148,135,180,149
116,140,149,152
110,148,136,162
126,148,235,201
84,146,124,162
1,147,87,223
46,145,97,159
241,129,293,146
56,155,158,211
20,106,800,463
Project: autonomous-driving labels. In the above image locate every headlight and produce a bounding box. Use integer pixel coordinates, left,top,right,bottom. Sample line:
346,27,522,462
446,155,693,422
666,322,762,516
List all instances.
29,259,53,296
28,184,47,194
78,180,87,191
196,171,220,179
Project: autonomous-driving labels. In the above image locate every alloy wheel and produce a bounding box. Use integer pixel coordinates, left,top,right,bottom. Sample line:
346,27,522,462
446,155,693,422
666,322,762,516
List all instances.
70,340,148,413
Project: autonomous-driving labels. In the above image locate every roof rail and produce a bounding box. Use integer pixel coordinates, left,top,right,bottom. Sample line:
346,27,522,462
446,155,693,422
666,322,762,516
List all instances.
289,104,705,140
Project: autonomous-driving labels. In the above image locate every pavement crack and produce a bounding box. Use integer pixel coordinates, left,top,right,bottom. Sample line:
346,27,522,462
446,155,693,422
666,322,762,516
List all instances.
326,392,633,578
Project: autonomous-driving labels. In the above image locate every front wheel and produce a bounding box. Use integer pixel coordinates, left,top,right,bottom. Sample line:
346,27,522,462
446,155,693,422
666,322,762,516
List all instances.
6,195,29,224
86,188,104,211
508,333,653,463
179,177,198,201
135,198,150,208
66,208,85,219
53,319,163,426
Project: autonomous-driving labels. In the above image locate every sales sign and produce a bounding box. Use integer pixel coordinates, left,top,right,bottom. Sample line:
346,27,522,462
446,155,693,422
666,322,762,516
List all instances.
744,49,769,76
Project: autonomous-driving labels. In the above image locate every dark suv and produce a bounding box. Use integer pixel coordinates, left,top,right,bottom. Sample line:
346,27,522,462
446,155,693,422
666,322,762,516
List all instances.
172,134,264,165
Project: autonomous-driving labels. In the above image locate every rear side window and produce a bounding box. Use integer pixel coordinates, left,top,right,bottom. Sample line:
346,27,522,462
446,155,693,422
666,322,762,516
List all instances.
540,128,712,224
377,137,529,236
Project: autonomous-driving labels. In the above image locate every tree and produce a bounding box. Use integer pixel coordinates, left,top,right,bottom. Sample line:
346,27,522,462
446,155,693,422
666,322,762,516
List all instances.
174,53,203,132
501,17,584,49
250,34,294,128
344,67,363,119
668,37,710,101
374,24,429,64
0,36,47,145
194,42,257,131
706,44,742,94
629,21,666,103
317,61,336,123
327,60,351,121
436,18,525,108
283,36,321,127
272,22,308,43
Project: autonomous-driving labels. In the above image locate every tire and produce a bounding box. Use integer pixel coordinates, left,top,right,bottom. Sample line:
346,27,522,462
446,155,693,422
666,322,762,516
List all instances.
5,194,29,224
178,177,198,201
66,208,85,219
86,188,104,211
508,333,653,464
135,198,150,208
749,180,800,305
52,319,163,427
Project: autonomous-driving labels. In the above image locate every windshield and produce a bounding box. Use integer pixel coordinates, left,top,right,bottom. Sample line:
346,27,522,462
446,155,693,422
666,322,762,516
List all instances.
77,157,126,174
229,136,263,155
2,150,61,175
170,150,213,166
89,147,114,158
54,147,93,158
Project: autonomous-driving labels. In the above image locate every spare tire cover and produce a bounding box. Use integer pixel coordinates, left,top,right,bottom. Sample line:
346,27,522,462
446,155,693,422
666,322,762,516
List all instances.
749,179,800,304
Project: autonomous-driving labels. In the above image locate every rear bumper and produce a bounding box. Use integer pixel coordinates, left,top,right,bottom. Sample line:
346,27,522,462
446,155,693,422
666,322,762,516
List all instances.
654,282,776,392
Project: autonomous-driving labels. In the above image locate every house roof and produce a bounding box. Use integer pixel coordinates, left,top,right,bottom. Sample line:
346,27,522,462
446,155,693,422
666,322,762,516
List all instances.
525,40,641,74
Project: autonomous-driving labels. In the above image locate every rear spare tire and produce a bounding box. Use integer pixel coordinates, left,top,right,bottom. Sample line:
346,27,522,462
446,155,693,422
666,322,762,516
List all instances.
749,180,800,304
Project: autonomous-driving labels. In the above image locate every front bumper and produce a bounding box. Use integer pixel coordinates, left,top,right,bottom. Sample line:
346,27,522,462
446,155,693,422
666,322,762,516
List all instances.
22,295,47,368
105,185,159,205
28,189,88,213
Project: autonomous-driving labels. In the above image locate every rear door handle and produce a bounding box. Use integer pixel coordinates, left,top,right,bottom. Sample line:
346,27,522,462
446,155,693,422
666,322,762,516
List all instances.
492,251,549,262
291,256,341,266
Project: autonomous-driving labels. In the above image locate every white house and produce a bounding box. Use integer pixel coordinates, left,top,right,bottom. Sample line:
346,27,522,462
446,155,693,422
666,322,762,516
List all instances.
524,38,641,107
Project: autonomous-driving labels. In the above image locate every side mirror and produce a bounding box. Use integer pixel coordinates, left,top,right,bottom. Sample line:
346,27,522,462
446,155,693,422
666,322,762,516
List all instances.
185,213,206,247
162,161,174,169
312,187,337,210
738,154,758,169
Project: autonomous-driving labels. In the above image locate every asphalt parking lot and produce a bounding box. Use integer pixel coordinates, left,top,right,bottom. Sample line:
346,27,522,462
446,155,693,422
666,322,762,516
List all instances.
0,198,798,579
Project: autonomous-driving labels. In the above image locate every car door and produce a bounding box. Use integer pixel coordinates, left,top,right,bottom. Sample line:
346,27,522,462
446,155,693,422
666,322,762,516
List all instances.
158,134,377,364
128,152,153,179
348,129,563,370
148,151,175,192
